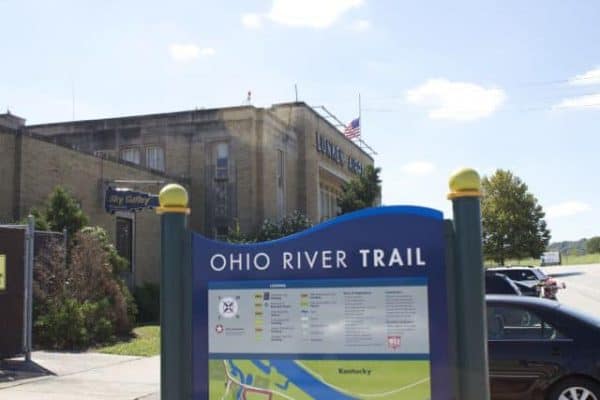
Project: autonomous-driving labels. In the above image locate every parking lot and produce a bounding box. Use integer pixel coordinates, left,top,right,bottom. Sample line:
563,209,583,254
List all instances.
541,263,600,318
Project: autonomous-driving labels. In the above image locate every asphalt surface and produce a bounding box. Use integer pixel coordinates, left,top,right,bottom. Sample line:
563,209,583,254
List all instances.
540,263,600,318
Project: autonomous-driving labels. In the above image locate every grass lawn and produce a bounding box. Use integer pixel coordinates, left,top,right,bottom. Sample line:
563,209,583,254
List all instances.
97,325,160,357
485,253,600,267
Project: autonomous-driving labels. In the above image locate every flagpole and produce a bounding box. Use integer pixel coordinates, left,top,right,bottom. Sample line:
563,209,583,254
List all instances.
358,93,362,125
359,93,362,143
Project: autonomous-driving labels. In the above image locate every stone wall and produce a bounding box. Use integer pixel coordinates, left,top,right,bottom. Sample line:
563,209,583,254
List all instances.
0,130,178,285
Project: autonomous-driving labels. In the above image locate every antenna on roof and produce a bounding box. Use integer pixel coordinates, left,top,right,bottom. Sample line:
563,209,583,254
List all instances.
71,77,76,121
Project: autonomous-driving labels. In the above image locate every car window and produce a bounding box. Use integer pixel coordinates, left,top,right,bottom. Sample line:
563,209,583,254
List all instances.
502,270,536,281
486,275,520,295
532,269,548,280
487,305,568,341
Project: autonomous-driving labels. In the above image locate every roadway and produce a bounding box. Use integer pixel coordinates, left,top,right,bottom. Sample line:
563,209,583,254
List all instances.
540,263,600,319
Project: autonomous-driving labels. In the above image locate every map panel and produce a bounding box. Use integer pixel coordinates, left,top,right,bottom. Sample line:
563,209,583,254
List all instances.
208,278,430,399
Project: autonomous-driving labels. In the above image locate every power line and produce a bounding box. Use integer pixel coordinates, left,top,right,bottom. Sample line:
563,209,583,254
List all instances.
363,101,600,114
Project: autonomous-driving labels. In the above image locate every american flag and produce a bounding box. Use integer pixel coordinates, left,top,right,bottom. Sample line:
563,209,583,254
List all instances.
344,117,361,140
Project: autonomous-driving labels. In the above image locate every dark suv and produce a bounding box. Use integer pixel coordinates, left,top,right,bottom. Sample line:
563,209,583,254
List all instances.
485,272,522,295
488,266,547,297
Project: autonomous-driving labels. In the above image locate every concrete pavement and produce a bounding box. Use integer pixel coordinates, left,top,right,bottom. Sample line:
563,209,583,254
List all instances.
0,352,159,400
541,263,600,318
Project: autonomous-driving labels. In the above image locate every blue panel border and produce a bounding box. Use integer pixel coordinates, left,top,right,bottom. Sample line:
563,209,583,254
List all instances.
208,277,427,289
208,353,430,361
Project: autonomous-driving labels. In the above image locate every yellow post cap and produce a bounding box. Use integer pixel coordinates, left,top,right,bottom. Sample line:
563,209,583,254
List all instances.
157,183,190,214
448,168,482,199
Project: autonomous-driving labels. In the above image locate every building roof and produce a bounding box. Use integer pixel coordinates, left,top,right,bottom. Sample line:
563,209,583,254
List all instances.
25,102,374,161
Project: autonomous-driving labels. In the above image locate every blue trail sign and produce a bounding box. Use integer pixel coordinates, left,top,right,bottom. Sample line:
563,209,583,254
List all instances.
192,206,451,400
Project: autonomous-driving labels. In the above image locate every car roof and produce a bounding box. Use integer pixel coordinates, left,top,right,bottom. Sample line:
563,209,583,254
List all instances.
486,294,560,308
488,266,534,271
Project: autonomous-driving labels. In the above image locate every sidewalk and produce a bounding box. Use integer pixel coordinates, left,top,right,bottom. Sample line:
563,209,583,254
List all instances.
0,351,159,400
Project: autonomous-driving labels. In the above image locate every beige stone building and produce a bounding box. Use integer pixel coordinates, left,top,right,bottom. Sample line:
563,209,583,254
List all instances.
0,102,375,286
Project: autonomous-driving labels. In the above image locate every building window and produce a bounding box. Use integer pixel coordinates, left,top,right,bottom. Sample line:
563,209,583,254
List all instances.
215,142,229,180
146,146,165,172
120,147,141,165
276,150,286,219
319,185,340,221
214,181,228,217
211,142,231,238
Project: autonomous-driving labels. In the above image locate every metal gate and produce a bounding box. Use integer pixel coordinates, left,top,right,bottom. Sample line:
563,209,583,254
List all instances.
0,226,27,359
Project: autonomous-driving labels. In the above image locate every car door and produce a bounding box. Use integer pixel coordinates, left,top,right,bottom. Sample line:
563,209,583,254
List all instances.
487,304,574,400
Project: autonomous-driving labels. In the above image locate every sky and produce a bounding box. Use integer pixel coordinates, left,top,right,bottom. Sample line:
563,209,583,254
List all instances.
1,0,599,242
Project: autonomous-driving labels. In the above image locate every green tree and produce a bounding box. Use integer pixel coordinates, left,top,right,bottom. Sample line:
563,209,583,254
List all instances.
587,236,600,254
44,186,89,237
337,165,382,215
482,169,551,265
19,207,49,231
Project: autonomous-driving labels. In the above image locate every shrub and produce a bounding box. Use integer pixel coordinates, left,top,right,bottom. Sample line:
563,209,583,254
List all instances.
34,299,115,349
35,298,89,349
256,219,282,242
225,220,255,244
279,211,312,237
256,211,312,242
33,230,136,350
134,283,160,324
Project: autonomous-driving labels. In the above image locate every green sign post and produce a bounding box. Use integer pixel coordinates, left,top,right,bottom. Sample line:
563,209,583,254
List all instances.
156,184,193,400
448,168,491,400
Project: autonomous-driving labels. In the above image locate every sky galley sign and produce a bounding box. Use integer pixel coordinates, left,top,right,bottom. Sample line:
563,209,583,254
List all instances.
192,206,451,400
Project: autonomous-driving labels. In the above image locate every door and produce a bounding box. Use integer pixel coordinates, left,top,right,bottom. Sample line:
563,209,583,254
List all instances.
116,217,133,286
487,304,573,399
0,227,25,359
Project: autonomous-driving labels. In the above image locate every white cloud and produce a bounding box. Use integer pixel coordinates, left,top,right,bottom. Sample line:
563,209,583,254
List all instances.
169,43,214,62
400,161,436,176
242,13,263,29
353,19,370,31
546,201,591,219
554,93,600,110
406,79,506,121
568,67,600,86
199,47,216,56
268,0,363,28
